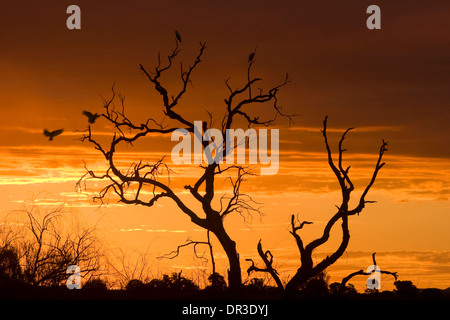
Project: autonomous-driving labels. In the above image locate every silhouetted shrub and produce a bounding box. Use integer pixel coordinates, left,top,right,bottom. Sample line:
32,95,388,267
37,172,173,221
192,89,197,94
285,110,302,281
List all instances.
419,288,444,300
0,246,27,299
207,272,227,290
83,278,108,291
242,278,277,298
148,276,170,290
202,273,228,298
329,282,358,298
394,280,418,299
298,272,330,299
167,272,198,292
247,278,265,291
126,279,145,291
300,279,329,298
0,246,22,282
146,272,199,297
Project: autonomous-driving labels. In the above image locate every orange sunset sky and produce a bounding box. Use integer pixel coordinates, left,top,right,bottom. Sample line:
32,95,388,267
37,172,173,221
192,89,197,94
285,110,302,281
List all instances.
0,0,449,291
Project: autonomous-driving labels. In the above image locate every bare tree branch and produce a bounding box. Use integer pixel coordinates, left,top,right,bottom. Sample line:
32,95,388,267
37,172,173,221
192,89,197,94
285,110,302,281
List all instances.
289,214,313,255
341,253,398,287
157,231,216,276
246,240,283,292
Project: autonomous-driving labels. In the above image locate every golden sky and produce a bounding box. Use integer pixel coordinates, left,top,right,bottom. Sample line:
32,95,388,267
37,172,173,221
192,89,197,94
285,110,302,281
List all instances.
0,0,449,290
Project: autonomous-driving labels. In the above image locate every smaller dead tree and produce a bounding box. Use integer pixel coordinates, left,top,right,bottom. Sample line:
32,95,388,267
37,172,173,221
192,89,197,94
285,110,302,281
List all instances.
246,240,283,294
2,202,103,287
247,116,388,298
341,252,398,288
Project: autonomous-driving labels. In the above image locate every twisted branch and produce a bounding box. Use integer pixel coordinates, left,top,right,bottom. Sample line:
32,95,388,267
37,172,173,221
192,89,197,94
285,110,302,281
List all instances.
246,240,283,292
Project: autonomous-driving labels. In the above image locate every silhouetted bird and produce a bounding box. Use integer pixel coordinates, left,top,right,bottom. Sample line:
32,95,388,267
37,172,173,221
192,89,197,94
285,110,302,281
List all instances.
82,110,100,124
175,30,182,43
248,52,255,63
43,129,63,141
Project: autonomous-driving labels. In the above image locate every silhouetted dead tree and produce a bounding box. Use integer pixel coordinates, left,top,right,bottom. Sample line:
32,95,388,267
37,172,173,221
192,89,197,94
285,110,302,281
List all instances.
77,34,292,292
246,240,283,293
341,252,398,287
2,202,103,287
247,117,388,298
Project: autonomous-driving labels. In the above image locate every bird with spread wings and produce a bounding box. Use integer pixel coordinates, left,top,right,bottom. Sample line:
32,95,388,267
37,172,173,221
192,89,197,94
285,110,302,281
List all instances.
43,129,63,141
82,110,100,124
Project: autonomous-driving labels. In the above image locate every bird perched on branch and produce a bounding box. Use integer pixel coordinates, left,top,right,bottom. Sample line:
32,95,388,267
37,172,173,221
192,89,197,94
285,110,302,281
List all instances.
248,52,255,63
82,110,100,124
43,129,63,141
248,46,257,63
175,30,182,43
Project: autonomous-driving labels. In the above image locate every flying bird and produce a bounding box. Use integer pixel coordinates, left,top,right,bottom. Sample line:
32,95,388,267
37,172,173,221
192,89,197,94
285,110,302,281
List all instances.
175,30,182,43
82,110,100,124
43,129,64,141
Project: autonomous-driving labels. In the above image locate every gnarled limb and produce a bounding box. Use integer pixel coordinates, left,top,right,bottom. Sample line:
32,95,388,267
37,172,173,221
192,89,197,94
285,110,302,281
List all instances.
289,213,313,256
246,240,283,292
